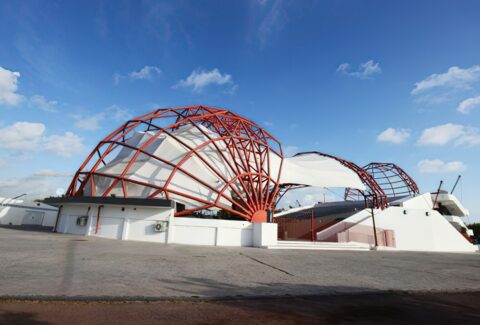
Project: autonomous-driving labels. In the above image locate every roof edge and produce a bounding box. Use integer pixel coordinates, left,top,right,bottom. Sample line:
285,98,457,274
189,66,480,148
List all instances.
42,196,175,208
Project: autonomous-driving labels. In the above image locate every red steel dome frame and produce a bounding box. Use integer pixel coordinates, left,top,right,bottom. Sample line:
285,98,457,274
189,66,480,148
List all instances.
359,162,419,198
67,106,284,222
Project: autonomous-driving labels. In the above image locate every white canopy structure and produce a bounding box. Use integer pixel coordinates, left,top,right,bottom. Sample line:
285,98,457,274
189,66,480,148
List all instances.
280,154,366,191
68,106,368,222
81,126,365,216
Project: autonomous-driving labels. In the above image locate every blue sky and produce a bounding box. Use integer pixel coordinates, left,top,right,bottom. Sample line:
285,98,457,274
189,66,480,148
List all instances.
0,0,479,219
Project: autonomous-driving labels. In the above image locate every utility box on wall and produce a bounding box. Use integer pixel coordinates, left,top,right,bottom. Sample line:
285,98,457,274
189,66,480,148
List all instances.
76,216,88,227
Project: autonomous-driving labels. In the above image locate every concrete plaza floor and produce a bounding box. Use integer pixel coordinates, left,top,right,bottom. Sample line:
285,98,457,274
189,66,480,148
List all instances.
0,227,479,300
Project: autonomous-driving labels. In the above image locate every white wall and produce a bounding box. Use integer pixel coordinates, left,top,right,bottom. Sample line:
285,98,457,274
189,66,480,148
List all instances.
42,211,58,227
56,205,91,235
55,203,262,247
57,204,173,242
318,196,477,252
170,217,254,246
400,193,433,210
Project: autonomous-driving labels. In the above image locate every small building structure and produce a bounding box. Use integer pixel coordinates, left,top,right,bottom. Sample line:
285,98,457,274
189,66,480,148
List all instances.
0,197,58,228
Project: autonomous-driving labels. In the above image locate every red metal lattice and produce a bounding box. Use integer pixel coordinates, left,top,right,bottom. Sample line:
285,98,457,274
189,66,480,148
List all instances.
66,106,284,222
359,162,419,198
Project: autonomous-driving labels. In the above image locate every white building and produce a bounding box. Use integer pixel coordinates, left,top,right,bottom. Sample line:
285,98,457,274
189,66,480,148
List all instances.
45,196,277,248
0,197,58,228
311,193,477,253
21,106,478,253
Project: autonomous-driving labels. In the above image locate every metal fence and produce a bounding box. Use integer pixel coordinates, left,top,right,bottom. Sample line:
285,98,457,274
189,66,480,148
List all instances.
274,208,396,247
274,209,337,241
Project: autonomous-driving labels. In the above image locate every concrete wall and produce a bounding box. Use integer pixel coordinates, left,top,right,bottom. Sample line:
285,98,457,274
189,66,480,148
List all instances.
55,203,277,247
56,204,173,242
171,217,253,246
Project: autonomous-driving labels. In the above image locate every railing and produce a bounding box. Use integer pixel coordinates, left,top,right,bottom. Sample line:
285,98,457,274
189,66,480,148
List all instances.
274,209,339,241
274,208,396,247
337,227,395,247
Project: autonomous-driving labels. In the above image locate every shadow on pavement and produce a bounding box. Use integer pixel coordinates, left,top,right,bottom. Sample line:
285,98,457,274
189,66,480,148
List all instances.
0,225,54,233
0,310,49,325
1,290,480,324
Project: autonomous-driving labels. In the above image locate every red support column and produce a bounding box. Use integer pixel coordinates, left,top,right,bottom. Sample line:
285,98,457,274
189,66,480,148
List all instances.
95,205,104,234
311,208,315,242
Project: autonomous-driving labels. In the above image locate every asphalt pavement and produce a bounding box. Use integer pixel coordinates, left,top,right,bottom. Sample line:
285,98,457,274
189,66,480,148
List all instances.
0,227,479,300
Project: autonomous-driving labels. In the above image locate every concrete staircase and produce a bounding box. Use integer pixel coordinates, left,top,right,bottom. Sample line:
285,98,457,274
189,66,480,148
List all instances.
267,240,372,251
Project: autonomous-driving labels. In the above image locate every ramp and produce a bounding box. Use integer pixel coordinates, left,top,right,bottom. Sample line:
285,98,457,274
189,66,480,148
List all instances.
267,240,371,251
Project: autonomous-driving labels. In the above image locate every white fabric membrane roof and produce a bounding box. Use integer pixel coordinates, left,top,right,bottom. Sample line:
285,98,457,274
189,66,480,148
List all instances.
84,125,365,209
280,154,366,191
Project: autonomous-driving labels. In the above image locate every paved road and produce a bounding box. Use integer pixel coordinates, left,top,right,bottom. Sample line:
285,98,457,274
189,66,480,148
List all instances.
0,227,479,299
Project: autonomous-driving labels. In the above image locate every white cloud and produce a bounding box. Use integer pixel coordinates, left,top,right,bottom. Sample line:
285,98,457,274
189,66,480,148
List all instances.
0,67,57,110
175,68,236,93
264,121,274,126
129,66,161,80
257,0,285,48
336,63,349,74
29,95,58,112
377,128,411,144
418,159,466,173
113,73,122,85
33,170,71,177
0,122,45,150
72,114,103,131
0,66,23,106
0,175,69,200
337,60,382,79
417,123,480,146
0,121,84,157
412,65,480,95
455,132,480,146
457,96,480,114
72,105,131,130
44,132,85,157
417,123,463,146
114,65,162,84
106,105,132,122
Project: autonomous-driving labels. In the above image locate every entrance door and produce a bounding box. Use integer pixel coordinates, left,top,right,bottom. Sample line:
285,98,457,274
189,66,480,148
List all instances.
22,211,45,225
97,217,124,239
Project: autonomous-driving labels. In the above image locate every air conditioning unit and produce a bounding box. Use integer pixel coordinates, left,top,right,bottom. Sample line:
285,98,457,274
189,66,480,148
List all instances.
76,216,88,227
153,221,167,232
